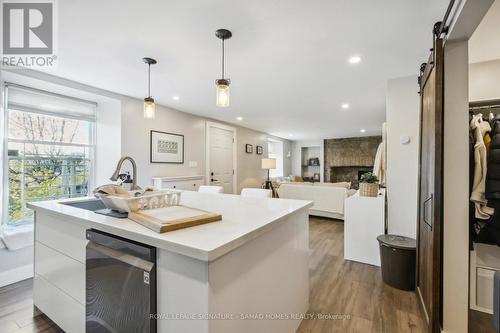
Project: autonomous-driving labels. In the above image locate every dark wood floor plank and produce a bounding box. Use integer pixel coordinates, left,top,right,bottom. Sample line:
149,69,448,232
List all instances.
469,309,496,333
297,217,425,333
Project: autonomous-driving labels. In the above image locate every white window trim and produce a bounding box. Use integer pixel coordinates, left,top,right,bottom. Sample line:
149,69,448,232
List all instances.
1,83,97,225
267,137,284,178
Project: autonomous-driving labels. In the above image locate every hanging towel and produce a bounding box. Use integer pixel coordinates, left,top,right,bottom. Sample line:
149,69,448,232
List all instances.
373,142,385,185
470,115,495,219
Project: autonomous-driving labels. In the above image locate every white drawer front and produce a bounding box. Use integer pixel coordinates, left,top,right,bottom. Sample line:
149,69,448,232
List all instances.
162,180,202,191
34,274,85,333
477,267,495,311
35,241,85,304
35,210,88,263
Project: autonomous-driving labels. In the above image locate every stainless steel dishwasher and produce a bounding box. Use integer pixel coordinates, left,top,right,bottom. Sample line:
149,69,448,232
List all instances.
86,229,157,333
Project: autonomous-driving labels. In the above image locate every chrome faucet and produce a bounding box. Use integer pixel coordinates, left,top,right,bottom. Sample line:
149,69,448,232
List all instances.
110,156,141,190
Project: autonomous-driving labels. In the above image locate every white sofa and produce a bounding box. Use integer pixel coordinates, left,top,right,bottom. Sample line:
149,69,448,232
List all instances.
277,182,354,219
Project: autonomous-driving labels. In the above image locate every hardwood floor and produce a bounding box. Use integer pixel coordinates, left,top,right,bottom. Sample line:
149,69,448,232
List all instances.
469,309,496,333
0,279,62,333
0,216,424,333
296,217,425,333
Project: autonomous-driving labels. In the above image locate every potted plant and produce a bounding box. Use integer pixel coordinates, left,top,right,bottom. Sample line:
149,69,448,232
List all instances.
359,172,379,197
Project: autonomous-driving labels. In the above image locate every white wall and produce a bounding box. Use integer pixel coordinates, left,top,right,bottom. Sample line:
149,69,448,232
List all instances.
470,58,500,100
236,127,269,192
120,97,291,193
120,97,206,186
443,39,470,333
291,140,324,182
385,75,420,239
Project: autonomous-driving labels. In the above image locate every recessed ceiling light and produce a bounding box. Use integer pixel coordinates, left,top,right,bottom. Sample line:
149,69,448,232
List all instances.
236,116,243,121
172,96,180,101
348,55,362,64
341,103,350,109
288,133,294,137
360,128,366,133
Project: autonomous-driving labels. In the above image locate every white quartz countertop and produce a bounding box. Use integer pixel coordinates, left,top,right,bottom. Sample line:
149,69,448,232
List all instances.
28,191,312,262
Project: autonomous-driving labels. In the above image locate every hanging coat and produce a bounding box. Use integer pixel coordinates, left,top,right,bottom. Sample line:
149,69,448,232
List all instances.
486,116,500,199
373,142,385,185
471,115,495,219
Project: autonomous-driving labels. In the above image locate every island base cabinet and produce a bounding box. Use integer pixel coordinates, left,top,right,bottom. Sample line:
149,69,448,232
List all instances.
34,275,85,333
156,209,309,333
33,210,87,333
30,194,311,333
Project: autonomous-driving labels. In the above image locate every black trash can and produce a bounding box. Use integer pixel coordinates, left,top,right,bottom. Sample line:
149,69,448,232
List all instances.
377,234,416,291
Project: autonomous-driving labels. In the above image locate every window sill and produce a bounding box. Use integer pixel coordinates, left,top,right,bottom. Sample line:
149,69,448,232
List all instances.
0,223,34,251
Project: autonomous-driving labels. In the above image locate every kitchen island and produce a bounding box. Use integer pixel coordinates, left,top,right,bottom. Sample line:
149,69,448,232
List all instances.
28,191,312,333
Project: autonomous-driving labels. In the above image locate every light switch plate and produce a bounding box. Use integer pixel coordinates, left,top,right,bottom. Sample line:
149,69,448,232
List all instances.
189,161,198,168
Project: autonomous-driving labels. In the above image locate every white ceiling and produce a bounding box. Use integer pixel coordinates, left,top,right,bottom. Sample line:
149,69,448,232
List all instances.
47,0,448,140
469,0,500,64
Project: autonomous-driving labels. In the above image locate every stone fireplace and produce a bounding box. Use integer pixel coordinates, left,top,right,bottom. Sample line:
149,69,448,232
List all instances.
324,136,381,189
330,166,373,189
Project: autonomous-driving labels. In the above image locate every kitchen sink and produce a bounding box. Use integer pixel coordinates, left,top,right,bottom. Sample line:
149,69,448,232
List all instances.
62,199,107,211
61,199,128,218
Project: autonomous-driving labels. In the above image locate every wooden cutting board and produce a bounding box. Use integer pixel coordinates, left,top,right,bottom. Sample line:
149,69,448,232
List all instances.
128,205,222,233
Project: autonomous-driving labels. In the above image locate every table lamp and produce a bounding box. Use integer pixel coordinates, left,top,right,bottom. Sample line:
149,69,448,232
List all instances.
262,158,277,190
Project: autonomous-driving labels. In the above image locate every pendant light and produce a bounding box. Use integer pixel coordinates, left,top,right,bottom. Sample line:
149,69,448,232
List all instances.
215,29,232,107
143,57,157,119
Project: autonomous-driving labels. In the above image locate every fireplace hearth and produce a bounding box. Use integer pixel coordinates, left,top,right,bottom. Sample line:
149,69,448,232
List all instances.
330,166,372,189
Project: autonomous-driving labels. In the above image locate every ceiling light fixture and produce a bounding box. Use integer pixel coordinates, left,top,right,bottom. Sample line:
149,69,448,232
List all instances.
172,96,180,101
341,103,350,109
236,116,243,121
348,55,362,64
143,57,157,119
215,28,232,108
360,128,366,133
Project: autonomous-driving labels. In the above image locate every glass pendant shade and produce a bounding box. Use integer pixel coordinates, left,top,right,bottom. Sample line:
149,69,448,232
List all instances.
142,57,157,119
143,97,156,119
216,80,230,107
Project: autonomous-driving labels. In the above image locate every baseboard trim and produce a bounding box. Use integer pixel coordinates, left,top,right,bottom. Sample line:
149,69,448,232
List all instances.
309,210,344,220
0,264,33,287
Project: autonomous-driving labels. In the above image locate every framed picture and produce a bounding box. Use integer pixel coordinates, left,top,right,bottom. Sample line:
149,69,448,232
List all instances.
245,144,253,154
256,145,263,155
150,130,184,164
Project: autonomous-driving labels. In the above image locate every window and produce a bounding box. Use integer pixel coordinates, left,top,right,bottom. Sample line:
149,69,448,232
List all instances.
268,138,284,178
3,84,97,225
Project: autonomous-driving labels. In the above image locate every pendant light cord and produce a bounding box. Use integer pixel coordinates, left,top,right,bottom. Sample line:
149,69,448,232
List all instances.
148,63,151,97
221,39,225,80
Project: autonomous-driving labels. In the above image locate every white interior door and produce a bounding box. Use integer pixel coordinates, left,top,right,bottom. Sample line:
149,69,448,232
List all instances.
208,125,235,193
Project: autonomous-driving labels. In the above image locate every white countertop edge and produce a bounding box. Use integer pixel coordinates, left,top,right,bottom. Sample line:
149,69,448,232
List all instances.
28,197,312,262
